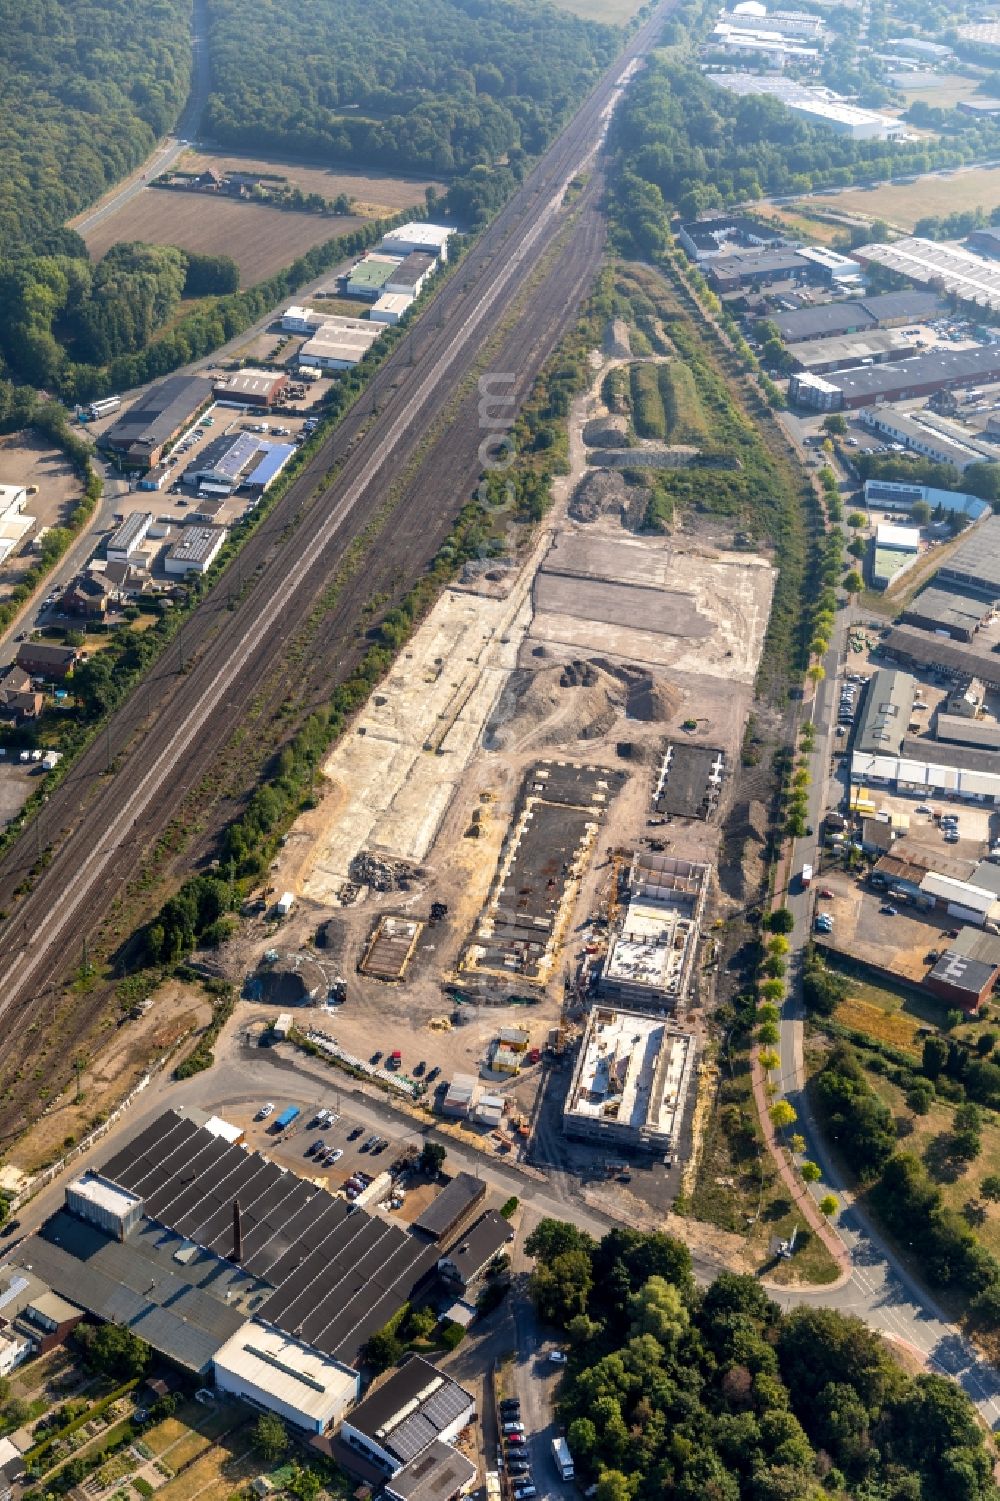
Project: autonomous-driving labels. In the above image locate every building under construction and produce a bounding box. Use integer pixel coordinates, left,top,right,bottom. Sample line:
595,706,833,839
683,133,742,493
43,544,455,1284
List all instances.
563,1006,694,1153
600,852,710,1010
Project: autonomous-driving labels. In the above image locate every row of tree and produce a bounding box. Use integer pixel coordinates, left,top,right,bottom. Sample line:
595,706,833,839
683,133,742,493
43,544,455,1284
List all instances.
525,1219,998,1501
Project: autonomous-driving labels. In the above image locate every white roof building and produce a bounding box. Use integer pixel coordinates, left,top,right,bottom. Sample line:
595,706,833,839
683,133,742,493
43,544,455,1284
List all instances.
380,222,454,262
213,1322,359,1433
875,523,920,552
919,872,1000,926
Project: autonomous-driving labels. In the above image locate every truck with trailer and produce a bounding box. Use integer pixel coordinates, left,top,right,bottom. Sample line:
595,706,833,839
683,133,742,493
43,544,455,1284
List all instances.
86,396,122,420
272,1105,300,1132
552,1438,574,1481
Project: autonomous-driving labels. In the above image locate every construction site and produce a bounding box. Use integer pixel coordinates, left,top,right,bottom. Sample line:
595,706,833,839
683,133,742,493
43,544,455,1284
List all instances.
220,328,776,1187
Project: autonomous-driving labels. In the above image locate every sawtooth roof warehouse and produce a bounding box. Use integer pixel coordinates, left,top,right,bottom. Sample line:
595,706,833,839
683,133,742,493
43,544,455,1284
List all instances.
2,1108,494,1456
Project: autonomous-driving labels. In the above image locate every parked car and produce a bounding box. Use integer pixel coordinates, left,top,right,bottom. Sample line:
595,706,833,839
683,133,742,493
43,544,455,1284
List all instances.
548,1350,567,1364
514,1487,537,1499
348,1126,364,1140
506,1435,526,1447
503,1422,526,1435
256,1103,274,1120
880,905,898,916
817,888,834,899
426,1065,441,1082
328,1148,343,1164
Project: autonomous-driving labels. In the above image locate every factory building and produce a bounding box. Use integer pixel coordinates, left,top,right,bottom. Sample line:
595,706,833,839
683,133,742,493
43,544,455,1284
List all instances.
854,668,916,758
859,408,996,471
184,432,296,494
863,480,990,522
601,853,709,1010
282,305,327,333
5,1109,440,1430
379,223,454,262
707,248,815,290
563,1006,694,1153
773,290,943,343
299,317,383,371
412,1173,486,1244
936,715,1000,751
872,523,920,590
340,1356,475,1476
213,1324,359,1433
902,587,991,643
371,293,414,325
937,516,1000,600
856,237,1000,314
788,328,912,375
0,485,34,565
164,524,227,576
677,214,786,261
885,625,1000,690
384,252,437,298
790,344,1000,410
709,72,902,139
926,951,999,1013
213,369,287,408
98,376,211,470
787,98,903,139
436,1212,513,1294
346,255,403,300
106,511,153,563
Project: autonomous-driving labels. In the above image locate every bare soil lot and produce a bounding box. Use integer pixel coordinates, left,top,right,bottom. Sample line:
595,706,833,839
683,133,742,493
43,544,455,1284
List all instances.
0,431,82,601
81,192,369,284
805,165,1000,232
177,148,441,217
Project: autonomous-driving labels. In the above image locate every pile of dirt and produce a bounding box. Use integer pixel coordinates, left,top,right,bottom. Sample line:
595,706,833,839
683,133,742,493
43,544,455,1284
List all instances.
568,468,627,523
626,674,680,723
583,414,630,449
718,799,771,901
485,661,627,750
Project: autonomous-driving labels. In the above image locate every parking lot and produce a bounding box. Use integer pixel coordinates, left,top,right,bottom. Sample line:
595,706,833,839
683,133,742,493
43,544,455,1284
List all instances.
219,1090,438,1213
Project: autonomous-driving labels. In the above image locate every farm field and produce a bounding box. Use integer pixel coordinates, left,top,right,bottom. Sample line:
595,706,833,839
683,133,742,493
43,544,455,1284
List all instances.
804,164,1000,232
175,149,441,217
81,192,370,283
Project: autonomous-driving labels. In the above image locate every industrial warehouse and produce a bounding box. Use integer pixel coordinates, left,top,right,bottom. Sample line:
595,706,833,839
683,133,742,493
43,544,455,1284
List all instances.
98,375,212,469
5,1108,508,1445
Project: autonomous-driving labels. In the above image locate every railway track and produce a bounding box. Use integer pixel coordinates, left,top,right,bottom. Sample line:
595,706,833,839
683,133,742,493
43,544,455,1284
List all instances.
0,4,672,1064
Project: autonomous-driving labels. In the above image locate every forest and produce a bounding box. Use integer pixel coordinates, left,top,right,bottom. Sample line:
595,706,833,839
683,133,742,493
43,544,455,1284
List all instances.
0,0,192,249
202,0,619,213
527,1219,998,1501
